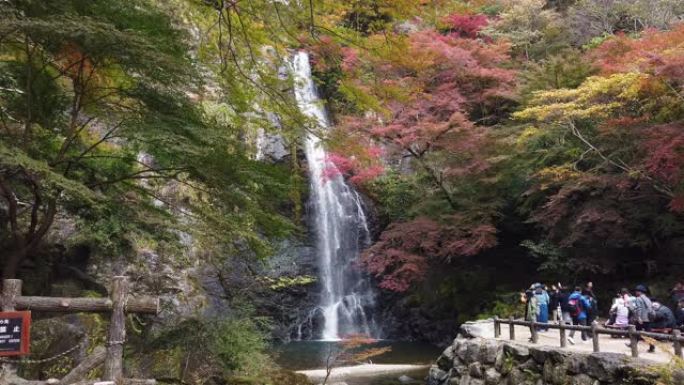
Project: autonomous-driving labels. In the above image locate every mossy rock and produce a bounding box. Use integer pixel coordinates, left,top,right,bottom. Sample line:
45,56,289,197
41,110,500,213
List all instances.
126,347,184,381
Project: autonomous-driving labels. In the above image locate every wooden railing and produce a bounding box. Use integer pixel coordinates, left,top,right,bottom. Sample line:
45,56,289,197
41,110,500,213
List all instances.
493,316,684,358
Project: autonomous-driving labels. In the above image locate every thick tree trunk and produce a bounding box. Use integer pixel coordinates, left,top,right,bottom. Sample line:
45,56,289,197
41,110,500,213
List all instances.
2,249,26,279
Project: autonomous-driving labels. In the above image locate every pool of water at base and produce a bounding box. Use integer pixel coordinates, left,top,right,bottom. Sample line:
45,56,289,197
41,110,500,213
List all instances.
273,340,442,385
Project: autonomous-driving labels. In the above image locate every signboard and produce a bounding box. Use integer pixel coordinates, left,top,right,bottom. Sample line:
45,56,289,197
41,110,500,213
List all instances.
0,311,30,356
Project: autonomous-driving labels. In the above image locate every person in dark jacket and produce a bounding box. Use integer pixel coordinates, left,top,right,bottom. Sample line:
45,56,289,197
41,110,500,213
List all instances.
584,283,598,328
672,283,684,308
651,302,677,329
627,285,655,353
676,300,684,329
568,287,591,344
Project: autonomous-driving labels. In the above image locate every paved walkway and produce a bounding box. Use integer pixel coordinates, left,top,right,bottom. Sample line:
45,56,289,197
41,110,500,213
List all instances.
468,319,677,364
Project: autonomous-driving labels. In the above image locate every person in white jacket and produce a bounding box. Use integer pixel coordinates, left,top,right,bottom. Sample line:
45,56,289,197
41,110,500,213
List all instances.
608,297,630,327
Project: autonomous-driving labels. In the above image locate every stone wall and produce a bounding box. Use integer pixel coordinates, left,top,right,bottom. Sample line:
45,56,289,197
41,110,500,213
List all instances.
427,334,663,385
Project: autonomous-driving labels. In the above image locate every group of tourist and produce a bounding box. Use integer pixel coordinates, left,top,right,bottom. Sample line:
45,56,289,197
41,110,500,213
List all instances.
521,282,684,353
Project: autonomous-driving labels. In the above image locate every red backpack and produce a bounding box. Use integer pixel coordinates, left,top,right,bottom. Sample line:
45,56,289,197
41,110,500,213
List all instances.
568,297,583,317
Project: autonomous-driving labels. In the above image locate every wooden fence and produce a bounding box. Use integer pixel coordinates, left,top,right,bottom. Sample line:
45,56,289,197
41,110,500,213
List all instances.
493,316,684,358
1,277,159,385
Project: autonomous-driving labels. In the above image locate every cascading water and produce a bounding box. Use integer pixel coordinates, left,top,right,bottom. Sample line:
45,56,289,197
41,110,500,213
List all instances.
291,51,377,341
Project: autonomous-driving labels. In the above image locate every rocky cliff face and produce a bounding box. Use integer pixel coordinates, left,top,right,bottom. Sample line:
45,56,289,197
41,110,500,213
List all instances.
428,329,663,385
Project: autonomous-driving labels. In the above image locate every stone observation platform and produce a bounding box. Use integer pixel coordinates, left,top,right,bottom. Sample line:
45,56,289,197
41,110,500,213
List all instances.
428,320,682,385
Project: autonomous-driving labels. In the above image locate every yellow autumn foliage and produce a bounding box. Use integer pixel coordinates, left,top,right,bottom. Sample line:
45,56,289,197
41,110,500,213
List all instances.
514,72,650,122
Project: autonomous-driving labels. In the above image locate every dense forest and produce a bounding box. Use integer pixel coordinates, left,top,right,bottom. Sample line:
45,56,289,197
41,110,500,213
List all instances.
1,0,684,384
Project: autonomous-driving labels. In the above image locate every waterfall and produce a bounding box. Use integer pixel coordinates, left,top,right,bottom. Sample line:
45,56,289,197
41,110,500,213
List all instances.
291,51,377,341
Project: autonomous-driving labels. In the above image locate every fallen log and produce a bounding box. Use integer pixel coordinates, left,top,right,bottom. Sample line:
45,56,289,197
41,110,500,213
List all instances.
60,346,107,385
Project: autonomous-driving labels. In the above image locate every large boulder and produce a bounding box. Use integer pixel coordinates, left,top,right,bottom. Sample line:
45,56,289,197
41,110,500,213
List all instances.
543,359,570,385
459,376,485,385
529,346,557,364
460,320,493,339
464,340,483,364
571,373,598,385
502,343,530,361
478,340,500,365
564,353,588,375
455,339,470,362
429,366,450,384
585,352,629,382
468,362,484,379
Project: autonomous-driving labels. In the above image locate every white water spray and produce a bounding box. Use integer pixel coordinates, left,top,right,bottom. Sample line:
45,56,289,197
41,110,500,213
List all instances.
291,51,376,341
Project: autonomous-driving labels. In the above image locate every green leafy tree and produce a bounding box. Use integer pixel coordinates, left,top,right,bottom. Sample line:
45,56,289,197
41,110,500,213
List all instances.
0,0,293,278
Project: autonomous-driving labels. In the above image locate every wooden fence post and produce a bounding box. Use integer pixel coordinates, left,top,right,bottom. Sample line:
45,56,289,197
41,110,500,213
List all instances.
1,279,22,376
628,325,639,358
509,316,515,341
2,279,22,311
494,317,500,338
531,321,538,343
591,322,600,352
674,330,683,358
559,322,567,348
103,276,128,383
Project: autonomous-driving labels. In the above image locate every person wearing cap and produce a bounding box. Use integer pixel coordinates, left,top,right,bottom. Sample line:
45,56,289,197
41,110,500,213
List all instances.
628,285,656,353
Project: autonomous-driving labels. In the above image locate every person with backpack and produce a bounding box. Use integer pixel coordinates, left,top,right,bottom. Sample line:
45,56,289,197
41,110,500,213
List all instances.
584,284,598,325
558,286,573,325
628,285,656,353
651,302,676,329
567,286,591,344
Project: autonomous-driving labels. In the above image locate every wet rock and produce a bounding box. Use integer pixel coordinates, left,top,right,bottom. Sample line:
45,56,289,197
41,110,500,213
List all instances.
398,374,415,383
430,366,450,383
438,351,455,372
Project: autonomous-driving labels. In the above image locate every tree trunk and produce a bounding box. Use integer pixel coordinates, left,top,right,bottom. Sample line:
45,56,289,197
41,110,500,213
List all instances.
2,249,26,279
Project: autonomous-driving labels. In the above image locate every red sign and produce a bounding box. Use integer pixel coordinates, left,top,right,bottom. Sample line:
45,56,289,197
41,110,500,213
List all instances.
0,311,30,356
